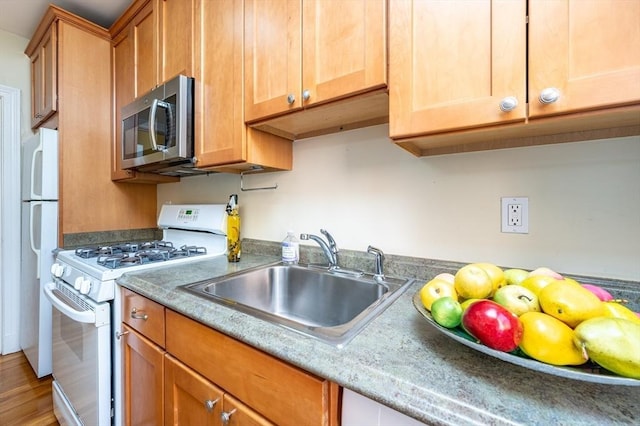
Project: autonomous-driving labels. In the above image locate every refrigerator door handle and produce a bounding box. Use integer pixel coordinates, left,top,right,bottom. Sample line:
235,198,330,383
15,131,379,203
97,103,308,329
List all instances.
30,142,42,200
30,201,41,279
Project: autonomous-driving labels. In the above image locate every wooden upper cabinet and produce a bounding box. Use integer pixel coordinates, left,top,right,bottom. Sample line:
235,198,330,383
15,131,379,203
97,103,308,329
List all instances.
302,0,386,106
389,0,527,138
133,1,157,96
158,0,194,83
244,0,302,122
29,22,58,129
244,0,388,140
192,0,292,171
528,0,640,118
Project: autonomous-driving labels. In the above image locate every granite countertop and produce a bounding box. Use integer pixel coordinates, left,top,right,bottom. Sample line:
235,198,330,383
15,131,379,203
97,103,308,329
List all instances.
116,250,640,425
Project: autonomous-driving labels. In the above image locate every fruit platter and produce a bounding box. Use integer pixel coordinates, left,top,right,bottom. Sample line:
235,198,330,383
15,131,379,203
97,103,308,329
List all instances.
413,263,640,386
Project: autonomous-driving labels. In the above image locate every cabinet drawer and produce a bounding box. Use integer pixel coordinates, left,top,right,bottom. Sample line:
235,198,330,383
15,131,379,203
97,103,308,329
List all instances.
166,310,337,426
122,288,165,347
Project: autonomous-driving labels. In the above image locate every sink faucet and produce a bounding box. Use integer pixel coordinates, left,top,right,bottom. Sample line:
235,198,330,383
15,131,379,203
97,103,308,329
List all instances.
367,245,385,280
300,229,339,267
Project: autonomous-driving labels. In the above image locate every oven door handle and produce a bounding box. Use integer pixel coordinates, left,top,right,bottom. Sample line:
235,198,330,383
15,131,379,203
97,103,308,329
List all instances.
44,282,96,324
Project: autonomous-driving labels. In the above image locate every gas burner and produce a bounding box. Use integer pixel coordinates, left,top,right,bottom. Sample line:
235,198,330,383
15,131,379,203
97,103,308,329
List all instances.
136,249,172,262
97,254,131,269
170,245,208,258
139,241,174,250
75,247,100,258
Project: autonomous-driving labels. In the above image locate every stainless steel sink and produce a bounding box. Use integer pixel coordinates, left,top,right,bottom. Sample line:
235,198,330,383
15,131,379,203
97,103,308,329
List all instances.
181,263,414,346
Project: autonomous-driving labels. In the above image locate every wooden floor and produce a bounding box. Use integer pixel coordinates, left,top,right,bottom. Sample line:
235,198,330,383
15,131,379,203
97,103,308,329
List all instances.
0,351,58,426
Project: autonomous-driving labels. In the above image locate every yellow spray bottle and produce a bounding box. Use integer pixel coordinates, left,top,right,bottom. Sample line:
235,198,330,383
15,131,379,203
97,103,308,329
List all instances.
226,194,241,262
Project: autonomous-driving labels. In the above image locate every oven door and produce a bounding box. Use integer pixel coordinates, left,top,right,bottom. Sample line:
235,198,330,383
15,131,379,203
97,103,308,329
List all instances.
44,280,112,426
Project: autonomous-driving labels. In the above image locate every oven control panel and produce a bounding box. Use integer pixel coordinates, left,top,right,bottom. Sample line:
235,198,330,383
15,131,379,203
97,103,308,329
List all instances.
51,260,115,303
158,203,227,234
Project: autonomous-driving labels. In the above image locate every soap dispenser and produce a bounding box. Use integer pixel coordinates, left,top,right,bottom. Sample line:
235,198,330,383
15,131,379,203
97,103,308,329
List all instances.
226,194,241,262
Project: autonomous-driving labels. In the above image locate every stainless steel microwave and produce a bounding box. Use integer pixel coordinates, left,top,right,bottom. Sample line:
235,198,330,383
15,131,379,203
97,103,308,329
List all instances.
121,75,195,172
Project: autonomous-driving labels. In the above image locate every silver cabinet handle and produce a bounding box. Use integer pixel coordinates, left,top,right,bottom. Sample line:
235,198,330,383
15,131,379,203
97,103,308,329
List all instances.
130,307,148,320
539,87,560,104
302,89,311,101
115,330,129,339
499,96,518,112
204,398,219,413
220,408,237,425
286,93,295,104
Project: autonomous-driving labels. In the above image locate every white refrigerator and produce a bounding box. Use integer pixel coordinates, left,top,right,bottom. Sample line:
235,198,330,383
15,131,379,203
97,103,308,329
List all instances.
20,128,58,378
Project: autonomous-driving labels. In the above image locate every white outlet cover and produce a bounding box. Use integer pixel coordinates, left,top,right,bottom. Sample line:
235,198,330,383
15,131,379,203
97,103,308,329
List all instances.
501,197,529,233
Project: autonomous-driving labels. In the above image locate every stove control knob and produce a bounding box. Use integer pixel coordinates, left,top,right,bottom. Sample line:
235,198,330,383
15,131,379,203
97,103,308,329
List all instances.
51,263,65,278
80,279,92,295
74,276,83,290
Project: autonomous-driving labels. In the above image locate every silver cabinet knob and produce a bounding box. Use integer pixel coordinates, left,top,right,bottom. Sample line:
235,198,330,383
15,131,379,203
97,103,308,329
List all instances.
539,87,560,104
220,408,237,425
204,398,219,413
286,93,295,104
302,89,310,101
499,96,518,112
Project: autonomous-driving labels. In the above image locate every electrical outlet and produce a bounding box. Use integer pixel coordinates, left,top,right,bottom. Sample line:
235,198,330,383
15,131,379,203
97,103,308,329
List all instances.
501,197,529,233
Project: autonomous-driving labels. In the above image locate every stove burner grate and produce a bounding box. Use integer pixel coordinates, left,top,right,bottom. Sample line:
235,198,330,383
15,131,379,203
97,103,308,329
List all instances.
90,243,208,269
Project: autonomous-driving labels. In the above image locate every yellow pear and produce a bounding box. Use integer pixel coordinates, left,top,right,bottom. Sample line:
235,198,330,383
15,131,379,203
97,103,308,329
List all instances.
539,280,603,328
574,317,640,379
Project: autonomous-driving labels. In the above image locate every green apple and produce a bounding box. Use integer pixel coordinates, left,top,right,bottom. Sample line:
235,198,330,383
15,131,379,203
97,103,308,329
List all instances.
492,284,540,316
431,297,463,329
503,268,529,286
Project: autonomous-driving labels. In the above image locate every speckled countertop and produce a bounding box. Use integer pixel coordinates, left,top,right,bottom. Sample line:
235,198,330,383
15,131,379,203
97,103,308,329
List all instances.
116,241,640,425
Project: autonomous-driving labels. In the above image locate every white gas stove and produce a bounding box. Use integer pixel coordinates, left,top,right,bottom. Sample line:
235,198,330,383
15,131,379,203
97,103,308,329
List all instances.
52,204,228,302
47,204,228,426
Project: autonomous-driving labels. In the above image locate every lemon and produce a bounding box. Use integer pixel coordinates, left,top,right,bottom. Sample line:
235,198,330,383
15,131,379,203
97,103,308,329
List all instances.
602,302,640,324
430,297,463,329
454,264,493,300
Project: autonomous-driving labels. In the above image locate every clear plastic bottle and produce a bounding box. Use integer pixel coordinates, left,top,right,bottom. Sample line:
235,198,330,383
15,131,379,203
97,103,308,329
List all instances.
281,231,299,265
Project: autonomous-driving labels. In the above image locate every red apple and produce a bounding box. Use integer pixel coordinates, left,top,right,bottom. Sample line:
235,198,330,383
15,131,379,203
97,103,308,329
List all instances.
462,300,523,352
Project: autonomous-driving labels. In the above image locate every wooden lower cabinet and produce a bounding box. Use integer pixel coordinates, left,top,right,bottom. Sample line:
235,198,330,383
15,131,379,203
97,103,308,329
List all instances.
165,354,273,426
122,324,165,426
122,289,340,426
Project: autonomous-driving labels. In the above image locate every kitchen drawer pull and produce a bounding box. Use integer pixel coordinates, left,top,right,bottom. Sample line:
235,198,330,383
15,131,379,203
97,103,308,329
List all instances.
115,330,129,339
130,307,148,320
204,398,219,413
220,408,237,424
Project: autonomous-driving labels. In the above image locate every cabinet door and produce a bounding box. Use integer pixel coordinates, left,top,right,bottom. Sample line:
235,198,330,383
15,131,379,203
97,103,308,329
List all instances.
122,325,165,426
529,0,640,118
165,355,223,426
302,0,386,106
222,394,275,426
158,0,194,82
134,1,158,96
244,0,302,122
389,0,526,138
112,28,137,181
194,0,246,166
30,22,57,128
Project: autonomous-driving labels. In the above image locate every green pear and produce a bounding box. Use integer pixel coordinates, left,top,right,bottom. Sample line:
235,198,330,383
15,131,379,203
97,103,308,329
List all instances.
573,317,640,379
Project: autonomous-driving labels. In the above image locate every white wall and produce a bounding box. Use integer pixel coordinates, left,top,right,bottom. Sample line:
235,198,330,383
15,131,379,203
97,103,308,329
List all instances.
0,29,32,140
158,124,640,281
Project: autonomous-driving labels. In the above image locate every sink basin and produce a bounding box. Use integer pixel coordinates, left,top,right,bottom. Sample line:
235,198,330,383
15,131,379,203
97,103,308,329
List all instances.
181,263,414,346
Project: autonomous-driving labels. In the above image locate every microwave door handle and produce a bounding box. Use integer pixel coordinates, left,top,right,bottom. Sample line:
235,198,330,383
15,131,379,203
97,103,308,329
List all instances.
155,100,172,151
148,98,160,151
